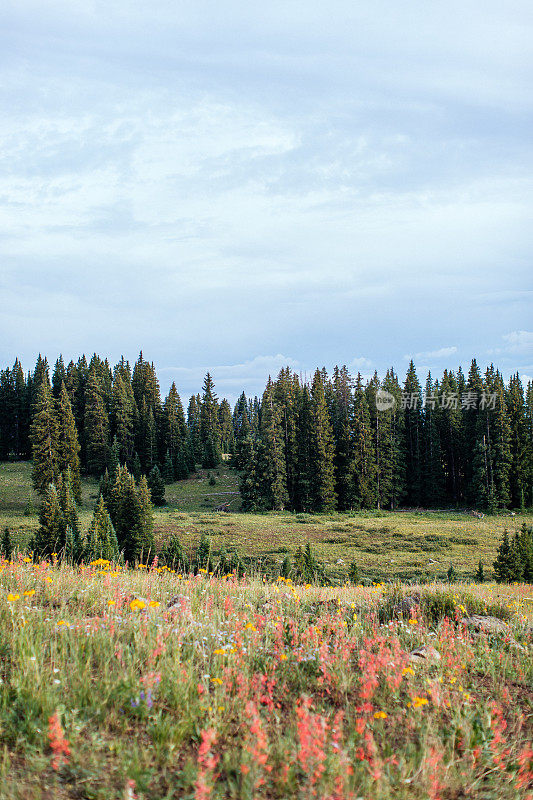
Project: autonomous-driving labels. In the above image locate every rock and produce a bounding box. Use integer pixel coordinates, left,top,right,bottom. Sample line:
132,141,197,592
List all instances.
167,594,190,611
392,595,421,616
462,615,510,634
259,601,277,615
409,646,441,665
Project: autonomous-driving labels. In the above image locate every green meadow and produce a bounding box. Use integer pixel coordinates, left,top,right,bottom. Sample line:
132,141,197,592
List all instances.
2,461,531,583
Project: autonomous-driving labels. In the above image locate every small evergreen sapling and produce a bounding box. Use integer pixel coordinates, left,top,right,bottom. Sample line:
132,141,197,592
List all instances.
1,527,12,560
160,536,187,571
348,561,360,584
85,496,120,562
195,532,212,572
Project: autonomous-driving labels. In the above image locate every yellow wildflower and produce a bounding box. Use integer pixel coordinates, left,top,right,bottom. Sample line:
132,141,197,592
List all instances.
130,599,146,611
7,593,20,602
148,601,160,608
374,711,387,719
413,697,429,708
23,589,35,597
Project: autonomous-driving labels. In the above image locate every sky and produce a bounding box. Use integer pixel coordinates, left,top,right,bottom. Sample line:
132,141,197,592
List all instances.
1,0,532,402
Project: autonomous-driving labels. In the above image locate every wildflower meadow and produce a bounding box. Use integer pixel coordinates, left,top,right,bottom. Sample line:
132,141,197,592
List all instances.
0,556,531,799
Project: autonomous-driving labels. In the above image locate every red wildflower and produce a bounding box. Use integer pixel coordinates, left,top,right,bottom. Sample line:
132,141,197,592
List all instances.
47,711,71,771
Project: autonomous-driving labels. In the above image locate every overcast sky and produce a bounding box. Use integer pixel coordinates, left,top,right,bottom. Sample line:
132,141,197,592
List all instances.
1,1,532,401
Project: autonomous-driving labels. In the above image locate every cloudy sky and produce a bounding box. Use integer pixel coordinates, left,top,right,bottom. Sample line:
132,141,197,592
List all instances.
1,1,532,401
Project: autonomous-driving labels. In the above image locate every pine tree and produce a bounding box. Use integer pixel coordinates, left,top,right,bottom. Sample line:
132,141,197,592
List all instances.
195,532,212,572
107,435,120,480
402,361,423,506
148,465,166,506
463,360,484,504
132,452,142,482
447,563,457,582
506,374,529,508
381,369,406,509
474,560,484,582
111,370,136,467
52,356,67,398
0,359,28,460
72,355,89,467
489,370,512,509
218,399,234,455
231,392,251,470
108,466,154,564
1,527,12,560
274,369,300,508
30,378,59,495
202,434,221,469
437,370,464,505
137,398,158,474
280,555,291,579
526,381,533,508
217,545,229,575
160,536,187,571
163,382,187,479
365,372,388,510
163,450,174,483
295,385,314,511
34,483,64,556
257,379,288,510
348,561,360,584
308,370,337,511
84,369,109,476
493,530,512,583
57,470,80,544
84,496,120,562
138,475,155,561
421,373,444,507
56,382,82,503
187,394,202,464
32,354,50,393
239,436,263,510
352,374,376,508
199,373,220,460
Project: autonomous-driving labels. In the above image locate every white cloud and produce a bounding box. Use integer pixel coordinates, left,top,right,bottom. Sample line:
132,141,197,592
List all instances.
159,354,299,400
488,331,533,357
502,331,533,351
405,346,458,361
351,356,373,369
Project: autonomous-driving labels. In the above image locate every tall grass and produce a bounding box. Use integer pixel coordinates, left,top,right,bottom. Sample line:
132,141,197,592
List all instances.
0,555,531,798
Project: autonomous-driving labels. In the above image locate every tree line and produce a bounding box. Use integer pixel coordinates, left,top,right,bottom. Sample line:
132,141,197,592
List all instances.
0,352,532,514
235,362,532,512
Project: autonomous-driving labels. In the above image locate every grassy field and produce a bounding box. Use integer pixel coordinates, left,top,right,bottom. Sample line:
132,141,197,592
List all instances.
0,559,531,799
1,462,532,798
1,461,533,582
